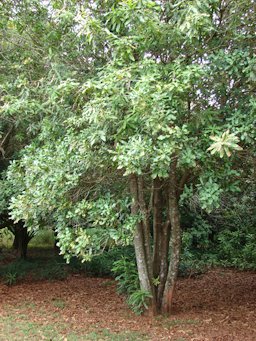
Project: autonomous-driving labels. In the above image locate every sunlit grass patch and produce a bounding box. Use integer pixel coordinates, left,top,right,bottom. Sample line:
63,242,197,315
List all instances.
157,316,199,329
85,329,149,341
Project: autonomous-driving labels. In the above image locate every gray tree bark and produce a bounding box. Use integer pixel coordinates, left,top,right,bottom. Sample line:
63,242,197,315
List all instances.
162,161,181,314
129,174,152,293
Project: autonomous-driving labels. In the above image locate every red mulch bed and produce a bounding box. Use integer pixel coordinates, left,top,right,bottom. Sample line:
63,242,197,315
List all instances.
0,269,256,340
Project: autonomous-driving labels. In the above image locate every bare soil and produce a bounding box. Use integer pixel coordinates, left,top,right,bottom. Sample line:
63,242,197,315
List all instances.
0,268,255,340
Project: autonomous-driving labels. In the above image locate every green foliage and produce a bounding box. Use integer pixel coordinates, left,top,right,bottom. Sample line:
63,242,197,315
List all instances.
208,130,243,158
127,290,152,316
0,258,68,284
181,183,256,271
0,228,13,248
213,190,256,269
54,195,135,263
3,271,18,286
197,178,224,212
112,253,153,315
112,256,139,295
73,246,134,277
180,215,216,276
217,229,256,270
3,0,254,257
0,260,27,285
38,261,67,281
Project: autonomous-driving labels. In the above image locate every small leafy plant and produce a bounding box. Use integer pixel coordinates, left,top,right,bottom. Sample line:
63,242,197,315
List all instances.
112,256,139,295
3,272,18,286
127,290,152,315
112,256,153,315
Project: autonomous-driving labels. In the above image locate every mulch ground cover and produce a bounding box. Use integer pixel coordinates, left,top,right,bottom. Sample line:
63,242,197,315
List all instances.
0,268,255,340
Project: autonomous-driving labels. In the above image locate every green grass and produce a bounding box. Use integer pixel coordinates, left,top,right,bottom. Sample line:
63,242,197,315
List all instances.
85,329,148,340
0,315,148,341
51,298,66,309
0,316,65,341
158,317,199,329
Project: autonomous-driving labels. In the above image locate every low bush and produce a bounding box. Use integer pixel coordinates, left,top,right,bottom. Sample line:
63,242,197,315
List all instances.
69,246,134,277
0,228,13,249
3,271,18,286
112,254,150,315
0,260,31,285
127,290,152,315
0,258,68,285
112,255,139,295
38,261,68,280
216,229,256,270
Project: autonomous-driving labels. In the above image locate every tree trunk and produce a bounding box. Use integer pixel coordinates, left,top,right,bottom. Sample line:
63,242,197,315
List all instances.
152,177,163,280
12,233,19,250
0,213,32,259
13,224,32,260
17,234,28,259
130,164,183,315
162,161,181,314
16,225,26,259
137,176,152,280
157,218,171,311
152,177,169,312
129,174,152,293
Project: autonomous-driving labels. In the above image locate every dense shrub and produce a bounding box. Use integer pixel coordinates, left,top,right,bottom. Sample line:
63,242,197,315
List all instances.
0,258,68,285
180,185,256,272
0,260,31,285
112,255,139,295
217,229,256,269
69,246,134,277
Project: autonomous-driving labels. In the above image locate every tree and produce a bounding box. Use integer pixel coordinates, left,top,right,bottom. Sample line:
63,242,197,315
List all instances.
2,0,255,314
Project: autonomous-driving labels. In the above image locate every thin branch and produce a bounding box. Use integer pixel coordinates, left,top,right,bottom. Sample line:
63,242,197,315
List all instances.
0,125,14,158
177,170,191,200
